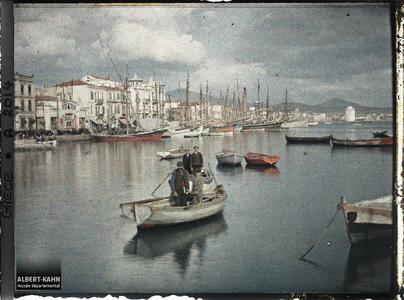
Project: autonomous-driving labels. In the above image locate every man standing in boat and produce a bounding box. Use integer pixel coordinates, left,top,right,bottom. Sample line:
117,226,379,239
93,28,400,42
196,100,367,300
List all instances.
191,146,203,172
169,161,191,206
182,149,192,174
191,169,204,205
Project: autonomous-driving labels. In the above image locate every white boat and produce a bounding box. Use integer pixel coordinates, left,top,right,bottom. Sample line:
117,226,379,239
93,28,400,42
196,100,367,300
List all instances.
184,126,203,138
281,120,308,129
307,122,319,126
338,195,392,244
207,131,234,137
120,185,227,228
156,147,184,159
166,127,192,138
215,150,243,166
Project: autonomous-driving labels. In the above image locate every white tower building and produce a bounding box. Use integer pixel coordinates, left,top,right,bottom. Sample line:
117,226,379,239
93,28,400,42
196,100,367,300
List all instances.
345,106,356,122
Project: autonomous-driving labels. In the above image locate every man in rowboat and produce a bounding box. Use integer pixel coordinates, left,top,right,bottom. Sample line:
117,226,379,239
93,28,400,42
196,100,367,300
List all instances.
169,161,192,206
191,146,203,173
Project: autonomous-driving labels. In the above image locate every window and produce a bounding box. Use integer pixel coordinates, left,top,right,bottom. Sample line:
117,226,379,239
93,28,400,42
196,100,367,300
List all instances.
117,93,120,100
28,85,32,95
91,91,94,100
21,100,25,111
117,106,120,114
20,117,27,129
20,84,24,95
28,100,32,112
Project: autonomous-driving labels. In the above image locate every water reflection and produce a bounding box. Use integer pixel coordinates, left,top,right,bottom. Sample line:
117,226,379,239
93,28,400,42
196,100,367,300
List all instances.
245,164,280,175
124,214,228,275
343,239,392,292
216,164,244,176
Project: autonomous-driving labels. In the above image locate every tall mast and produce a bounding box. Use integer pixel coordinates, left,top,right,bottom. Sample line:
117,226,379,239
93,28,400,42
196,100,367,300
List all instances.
232,90,236,119
205,80,209,119
257,78,261,116
224,85,229,121
185,72,190,121
266,84,269,120
199,83,203,120
220,89,224,120
285,86,289,120
209,91,212,118
236,77,240,117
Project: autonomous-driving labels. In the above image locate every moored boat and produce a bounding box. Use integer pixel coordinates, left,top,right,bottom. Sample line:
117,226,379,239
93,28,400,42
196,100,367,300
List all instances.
241,121,282,132
285,135,331,144
184,126,203,138
244,152,280,166
208,125,236,134
331,136,394,147
92,129,165,142
373,130,390,138
120,185,227,228
338,195,392,244
215,150,243,166
156,147,184,159
281,120,308,129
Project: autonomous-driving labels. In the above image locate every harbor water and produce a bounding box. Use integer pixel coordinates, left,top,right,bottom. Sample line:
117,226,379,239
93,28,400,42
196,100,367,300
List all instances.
15,122,393,293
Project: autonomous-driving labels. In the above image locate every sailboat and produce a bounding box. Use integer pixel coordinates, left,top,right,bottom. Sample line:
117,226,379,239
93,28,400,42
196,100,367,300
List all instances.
280,87,308,129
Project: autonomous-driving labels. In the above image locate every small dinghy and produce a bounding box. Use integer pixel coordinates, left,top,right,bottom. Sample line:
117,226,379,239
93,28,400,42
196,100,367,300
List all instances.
216,150,243,166
156,147,184,159
331,136,394,147
338,195,392,244
120,185,227,228
244,152,280,166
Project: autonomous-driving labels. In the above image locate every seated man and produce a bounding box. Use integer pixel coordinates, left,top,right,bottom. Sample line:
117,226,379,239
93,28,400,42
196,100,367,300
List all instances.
169,161,192,206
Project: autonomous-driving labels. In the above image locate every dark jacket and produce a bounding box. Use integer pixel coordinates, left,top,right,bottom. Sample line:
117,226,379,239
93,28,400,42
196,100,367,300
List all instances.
182,154,192,173
191,152,203,167
170,168,190,194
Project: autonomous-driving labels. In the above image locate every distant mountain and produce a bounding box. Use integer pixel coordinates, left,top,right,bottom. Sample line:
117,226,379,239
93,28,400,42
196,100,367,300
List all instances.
168,89,392,114
271,98,392,114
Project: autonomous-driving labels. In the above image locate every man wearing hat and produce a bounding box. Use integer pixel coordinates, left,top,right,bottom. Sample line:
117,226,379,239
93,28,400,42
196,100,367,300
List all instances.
191,146,203,173
169,161,191,206
182,149,192,174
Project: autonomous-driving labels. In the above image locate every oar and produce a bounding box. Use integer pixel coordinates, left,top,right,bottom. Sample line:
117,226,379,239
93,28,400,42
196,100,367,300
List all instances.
151,172,171,197
208,162,218,186
119,196,171,207
299,205,340,260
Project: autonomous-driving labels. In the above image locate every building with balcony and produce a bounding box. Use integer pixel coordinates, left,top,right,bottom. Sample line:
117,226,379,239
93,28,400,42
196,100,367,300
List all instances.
15,73,35,131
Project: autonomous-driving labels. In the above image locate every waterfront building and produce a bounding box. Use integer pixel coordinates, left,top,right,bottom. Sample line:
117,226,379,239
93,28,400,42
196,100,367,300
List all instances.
15,73,36,131
345,106,356,122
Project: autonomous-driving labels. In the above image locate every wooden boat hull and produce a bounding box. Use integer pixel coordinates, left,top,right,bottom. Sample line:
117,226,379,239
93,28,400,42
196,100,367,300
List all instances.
120,187,226,228
338,196,392,244
209,126,236,133
244,152,280,166
216,152,243,166
286,135,331,144
373,131,390,138
331,136,394,147
92,130,164,142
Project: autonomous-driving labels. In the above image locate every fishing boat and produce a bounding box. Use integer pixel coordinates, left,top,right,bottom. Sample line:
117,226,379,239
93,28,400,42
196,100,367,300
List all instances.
285,135,331,144
331,136,394,147
373,130,390,138
307,122,319,126
119,185,227,228
338,195,392,244
215,150,243,166
281,120,308,129
156,147,184,159
244,152,280,166
184,126,203,138
208,125,236,134
92,129,165,142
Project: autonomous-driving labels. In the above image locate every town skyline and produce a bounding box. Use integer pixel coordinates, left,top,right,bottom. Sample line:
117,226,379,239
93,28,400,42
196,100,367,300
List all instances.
15,4,393,108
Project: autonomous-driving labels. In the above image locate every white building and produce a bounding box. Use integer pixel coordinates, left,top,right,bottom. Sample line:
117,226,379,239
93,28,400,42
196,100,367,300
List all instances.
345,106,356,122
15,73,36,131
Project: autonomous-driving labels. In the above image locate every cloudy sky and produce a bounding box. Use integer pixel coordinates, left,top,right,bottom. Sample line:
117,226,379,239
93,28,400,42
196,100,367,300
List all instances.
15,4,393,107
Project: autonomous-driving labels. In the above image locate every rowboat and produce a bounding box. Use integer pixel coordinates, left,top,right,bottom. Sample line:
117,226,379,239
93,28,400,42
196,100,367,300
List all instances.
120,185,227,228
15,139,57,152
215,150,243,166
373,130,390,138
244,152,280,166
338,195,392,244
156,147,184,159
331,136,394,147
285,135,331,144
92,129,165,142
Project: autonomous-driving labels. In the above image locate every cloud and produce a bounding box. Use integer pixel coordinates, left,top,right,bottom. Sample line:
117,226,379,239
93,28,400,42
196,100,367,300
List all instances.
15,14,76,56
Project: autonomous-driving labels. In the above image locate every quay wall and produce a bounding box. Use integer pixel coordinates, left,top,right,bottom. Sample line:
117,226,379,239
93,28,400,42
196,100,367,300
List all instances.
56,135,94,143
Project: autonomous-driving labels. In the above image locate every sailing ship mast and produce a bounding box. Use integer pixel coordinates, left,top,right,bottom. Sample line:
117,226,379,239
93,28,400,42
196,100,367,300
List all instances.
242,87,247,118
185,72,191,122
266,84,269,120
199,83,203,120
285,86,289,121
257,78,261,118
205,80,209,120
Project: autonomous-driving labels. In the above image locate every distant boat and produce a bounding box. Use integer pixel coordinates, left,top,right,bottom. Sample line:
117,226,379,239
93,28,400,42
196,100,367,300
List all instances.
206,131,234,137
285,135,331,144
208,125,236,134
281,120,308,129
373,130,390,138
119,185,227,228
331,136,394,147
216,150,243,166
338,195,392,244
92,129,165,142
167,127,192,138
156,147,184,159
244,152,280,166
307,122,319,126
15,140,57,152
184,126,203,138
241,121,283,132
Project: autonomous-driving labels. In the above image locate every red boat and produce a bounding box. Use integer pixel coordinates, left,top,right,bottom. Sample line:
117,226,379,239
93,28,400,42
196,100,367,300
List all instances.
244,152,281,166
92,129,165,142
